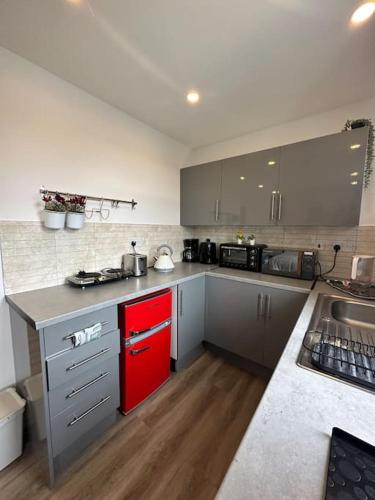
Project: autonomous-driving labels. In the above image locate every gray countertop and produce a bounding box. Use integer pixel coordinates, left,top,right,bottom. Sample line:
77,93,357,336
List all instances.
217,281,375,500
6,263,312,330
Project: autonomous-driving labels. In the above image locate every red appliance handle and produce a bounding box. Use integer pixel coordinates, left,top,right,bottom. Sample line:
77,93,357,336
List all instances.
129,346,151,356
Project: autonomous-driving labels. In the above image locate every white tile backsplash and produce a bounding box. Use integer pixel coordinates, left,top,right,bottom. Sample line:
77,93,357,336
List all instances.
0,221,194,294
1,221,374,294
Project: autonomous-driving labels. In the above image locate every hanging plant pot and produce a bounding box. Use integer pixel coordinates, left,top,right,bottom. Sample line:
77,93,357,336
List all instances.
44,210,66,229
66,212,85,230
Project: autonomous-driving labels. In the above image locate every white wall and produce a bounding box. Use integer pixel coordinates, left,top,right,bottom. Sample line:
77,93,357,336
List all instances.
0,47,189,224
0,47,190,389
187,97,375,225
0,253,14,389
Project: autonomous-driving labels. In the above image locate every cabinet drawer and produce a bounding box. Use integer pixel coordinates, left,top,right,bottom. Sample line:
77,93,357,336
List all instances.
48,356,119,418
46,330,120,391
50,385,119,457
44,307,117,357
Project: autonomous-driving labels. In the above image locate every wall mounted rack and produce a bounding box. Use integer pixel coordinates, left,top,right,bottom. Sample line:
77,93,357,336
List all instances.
40,186,138,209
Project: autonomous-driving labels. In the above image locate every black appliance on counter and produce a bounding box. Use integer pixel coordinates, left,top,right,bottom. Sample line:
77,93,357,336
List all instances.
199,239,217,264
66,268,133,288
182,238,199,262
219,243,266,272
261,247,316,280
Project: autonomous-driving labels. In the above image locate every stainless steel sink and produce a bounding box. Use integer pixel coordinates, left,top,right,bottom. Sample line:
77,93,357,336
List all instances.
298,294,375,393
331,300,375,331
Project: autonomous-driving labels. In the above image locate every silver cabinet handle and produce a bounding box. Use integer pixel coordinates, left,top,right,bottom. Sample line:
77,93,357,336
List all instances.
257,293,265,320
125,319,171,347
270,193,276,220
130,346,151,356
277,193,282,220
129,318,171,338
63,321,110,342
179,289,183,317
215,199,220,222
66,347,111,371
266,294,272,320
67,395,111,427
66,371,110,399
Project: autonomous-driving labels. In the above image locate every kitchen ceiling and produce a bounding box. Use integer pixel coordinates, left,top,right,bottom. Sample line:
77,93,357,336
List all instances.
0,0,374,147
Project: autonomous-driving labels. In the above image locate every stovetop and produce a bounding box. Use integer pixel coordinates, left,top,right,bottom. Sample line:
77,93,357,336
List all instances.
66,268,133,288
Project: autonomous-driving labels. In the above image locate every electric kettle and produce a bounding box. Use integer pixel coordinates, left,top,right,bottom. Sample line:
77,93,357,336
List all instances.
154,244,175,272
351,255,374,287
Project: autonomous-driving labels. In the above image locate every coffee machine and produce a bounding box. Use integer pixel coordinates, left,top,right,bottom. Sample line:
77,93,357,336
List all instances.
199,239,217,264
182,239,199,262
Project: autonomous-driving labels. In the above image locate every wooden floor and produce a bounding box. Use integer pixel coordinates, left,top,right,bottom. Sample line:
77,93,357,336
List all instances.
0,352,266,500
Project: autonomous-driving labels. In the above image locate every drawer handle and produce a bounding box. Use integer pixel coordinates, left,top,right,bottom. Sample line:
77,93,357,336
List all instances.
130,346,150,356
67,396,111,427
66,347,111,372
63,321,110,341
66,372,110,399
129,319,172,338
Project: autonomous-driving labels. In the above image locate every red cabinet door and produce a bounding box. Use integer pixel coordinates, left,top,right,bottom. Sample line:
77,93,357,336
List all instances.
123,325,171,412
120,289,172,339
119,289,172,414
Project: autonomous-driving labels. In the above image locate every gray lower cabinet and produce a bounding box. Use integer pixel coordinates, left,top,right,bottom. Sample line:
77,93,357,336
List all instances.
31,307,120,486
262,287,307,369
220,147,281,226
205,276,263,364
205,276,307,369
278,127,368,226
177,276,205,366
180,160,222,225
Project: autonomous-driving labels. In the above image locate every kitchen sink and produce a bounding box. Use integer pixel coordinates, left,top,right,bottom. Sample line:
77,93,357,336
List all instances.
297,294,375,393
331,300,375,331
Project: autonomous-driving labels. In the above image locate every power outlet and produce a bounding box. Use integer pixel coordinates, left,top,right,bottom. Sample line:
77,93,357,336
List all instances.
333,244,341,253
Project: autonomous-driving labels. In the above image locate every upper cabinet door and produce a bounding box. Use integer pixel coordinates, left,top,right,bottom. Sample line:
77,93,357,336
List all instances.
278,128,368,226
220,148,281,226
180,161,222,225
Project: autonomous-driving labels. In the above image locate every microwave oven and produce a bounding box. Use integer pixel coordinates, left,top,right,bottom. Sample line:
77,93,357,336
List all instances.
219,243,266,272
261,248,317,280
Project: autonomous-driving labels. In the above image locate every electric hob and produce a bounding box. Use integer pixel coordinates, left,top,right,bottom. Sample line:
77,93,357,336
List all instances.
66,268,133,288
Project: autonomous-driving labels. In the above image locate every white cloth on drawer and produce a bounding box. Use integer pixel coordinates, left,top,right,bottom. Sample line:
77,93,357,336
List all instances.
72,330,86,347
84,322,102,342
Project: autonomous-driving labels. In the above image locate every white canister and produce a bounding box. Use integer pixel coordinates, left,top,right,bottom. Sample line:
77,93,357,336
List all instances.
66,212,85,230
43,210,66,229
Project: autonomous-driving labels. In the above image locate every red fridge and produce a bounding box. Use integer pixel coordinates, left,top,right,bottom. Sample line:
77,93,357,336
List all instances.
119,288,172,414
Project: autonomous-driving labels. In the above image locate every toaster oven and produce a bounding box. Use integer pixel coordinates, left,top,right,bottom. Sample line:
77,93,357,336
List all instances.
219,243,266,272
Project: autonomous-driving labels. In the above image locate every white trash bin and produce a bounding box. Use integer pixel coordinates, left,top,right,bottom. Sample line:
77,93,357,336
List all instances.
0,388,26,471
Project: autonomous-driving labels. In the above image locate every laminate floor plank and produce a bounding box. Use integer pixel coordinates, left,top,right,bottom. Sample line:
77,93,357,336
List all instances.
0,351,266,500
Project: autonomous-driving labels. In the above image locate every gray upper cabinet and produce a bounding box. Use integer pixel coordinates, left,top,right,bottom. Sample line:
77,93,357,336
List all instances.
180,161,222,225
278,128,368,226
181,128,367,227
178,276,206,359
220,147,281,226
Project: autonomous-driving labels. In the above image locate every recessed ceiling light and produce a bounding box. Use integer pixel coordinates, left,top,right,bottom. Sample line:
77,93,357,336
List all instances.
66,0,81,4
240,176,245,181
351,181,359,185
350,171,359,176
350,144,361,150
258,184,264,189
268,160,276,166
186,91,200,104
351,2,375,23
